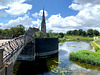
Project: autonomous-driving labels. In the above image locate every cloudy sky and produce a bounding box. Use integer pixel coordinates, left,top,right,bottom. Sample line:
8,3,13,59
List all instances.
0,0,100,33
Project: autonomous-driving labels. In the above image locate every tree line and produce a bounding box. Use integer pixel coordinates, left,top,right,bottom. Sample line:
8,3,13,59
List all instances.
1,24,99,39
34,29,100,38
0,25,26,38
33,30,64,38
67,29,100,37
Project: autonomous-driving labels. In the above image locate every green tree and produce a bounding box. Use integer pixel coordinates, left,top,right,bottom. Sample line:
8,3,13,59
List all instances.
38,31,44,37
82,31,87,36
72,30,78,35
0,29,3,35
93,30,99,36
33,33,37,37
46,33,50,38
78,29,83,35
59,32,64,38
67,31,72,35
10,25,25,37
87,29,94,37
48,30,53,37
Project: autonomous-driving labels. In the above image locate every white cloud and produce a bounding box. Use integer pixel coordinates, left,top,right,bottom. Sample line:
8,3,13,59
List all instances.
5,3,32,15
46,0,100,33
74,0,100,5
32,10,48,18
32,19,41,27
0,0,32,16
46,14,80,32
0,15,33,29
0,14,41,29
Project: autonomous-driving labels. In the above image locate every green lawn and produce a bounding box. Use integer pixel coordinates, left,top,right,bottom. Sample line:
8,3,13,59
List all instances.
64,35,93,41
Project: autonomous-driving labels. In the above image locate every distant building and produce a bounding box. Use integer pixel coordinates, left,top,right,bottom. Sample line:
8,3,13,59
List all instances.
41,8,46,34
25,27,39,36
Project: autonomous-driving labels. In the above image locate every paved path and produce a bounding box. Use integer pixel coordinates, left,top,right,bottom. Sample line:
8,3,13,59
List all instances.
0,39,10,43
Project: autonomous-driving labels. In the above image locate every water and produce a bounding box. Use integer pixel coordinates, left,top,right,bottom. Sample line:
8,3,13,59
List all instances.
14,41,100,75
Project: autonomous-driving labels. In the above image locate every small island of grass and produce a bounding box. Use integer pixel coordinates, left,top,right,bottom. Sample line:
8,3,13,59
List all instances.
70,50,100,66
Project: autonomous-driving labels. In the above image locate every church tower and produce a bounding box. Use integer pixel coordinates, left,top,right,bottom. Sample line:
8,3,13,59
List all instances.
41,8,46,34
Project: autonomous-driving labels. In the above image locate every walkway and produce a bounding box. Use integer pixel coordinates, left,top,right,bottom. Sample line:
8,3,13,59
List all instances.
0,39,10,43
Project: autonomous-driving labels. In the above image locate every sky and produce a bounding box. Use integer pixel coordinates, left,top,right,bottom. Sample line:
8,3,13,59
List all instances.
0,0,100,33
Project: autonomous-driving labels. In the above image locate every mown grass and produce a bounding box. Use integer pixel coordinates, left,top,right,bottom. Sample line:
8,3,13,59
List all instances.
59,35,94,42
69,50,100,66
65,35,93,41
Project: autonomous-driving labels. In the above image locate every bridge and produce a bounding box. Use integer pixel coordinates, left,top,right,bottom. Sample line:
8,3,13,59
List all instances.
0,27,58,75
0,27,35,75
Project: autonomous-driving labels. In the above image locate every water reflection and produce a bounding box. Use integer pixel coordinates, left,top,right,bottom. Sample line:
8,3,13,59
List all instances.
14,41,100,75
14,53,58,75
70,60,100,71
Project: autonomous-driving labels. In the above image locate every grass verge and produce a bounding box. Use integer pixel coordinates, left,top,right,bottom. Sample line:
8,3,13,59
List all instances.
91,41,100,52
69,50,100,66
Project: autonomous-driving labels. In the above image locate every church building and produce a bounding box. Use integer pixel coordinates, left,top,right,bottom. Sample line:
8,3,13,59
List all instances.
41,8,46,34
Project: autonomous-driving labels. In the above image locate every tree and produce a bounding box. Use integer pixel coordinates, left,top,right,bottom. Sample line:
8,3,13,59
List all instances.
72,30,78,35
48,30,53,37
78,29,83,35
38,31,44,37
0,29,2,35
59,32,64,38
10,25,25,37
46,33,50,38
87,29,94,37
33,33,37,37
94,30,99,36
82,31,87,36
67,31,72,35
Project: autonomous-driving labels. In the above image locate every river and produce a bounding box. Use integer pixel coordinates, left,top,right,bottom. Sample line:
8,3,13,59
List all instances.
14,41,100,75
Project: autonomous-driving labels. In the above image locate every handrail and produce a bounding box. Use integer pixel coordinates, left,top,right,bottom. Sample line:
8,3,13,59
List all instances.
1,35,33,62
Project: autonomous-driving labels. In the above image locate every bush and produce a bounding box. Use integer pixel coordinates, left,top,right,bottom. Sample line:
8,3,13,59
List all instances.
59,38,66,42
69,50,100,66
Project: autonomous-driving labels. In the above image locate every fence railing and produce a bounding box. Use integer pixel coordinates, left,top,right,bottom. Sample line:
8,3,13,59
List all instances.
0,35,33,62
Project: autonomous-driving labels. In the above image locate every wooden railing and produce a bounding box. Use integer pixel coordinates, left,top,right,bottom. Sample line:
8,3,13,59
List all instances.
0,35,33,62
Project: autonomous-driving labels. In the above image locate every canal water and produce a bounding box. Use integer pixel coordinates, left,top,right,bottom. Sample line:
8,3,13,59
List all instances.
14,42,100,75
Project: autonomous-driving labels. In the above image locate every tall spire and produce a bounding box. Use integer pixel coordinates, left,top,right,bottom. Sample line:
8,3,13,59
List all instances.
41,8,46,34
42,8,45,23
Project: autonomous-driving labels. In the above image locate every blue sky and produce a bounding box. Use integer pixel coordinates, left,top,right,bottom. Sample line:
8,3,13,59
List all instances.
0,0,100,33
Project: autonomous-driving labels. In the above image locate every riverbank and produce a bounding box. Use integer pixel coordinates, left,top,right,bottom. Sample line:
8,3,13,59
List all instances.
69,38,100,66
59,36,94,42
70,50,100,66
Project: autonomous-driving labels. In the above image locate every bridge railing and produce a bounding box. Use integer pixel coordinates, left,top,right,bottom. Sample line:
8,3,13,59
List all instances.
0,35,33,62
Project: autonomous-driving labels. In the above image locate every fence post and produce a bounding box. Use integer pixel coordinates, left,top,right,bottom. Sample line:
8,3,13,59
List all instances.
0,48,5,75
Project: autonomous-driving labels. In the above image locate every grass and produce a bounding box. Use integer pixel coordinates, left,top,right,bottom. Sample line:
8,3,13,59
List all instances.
69,50,100,66
59,38,66,43
91,40,100,52
65,35,93,41
69,38,100,66
95,39,100,45
59,35,94,42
